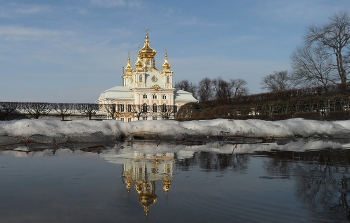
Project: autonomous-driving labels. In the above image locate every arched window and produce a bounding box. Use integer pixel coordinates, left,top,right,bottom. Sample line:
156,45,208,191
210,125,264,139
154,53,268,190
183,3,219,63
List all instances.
127,104,132,112
166,76,170,83
119,104,125,112
162,103,167,112
139,75,142,82
153,94,157,99
143,94,147,99
153,103,157,112
162,94,167,99
142,103,148,112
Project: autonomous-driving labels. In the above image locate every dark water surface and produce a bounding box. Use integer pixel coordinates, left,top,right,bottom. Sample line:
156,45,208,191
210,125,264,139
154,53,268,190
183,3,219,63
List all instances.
1,141,350,223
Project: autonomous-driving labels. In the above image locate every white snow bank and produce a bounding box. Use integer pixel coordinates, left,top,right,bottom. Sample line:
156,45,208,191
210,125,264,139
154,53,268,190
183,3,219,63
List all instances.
0,118,350,142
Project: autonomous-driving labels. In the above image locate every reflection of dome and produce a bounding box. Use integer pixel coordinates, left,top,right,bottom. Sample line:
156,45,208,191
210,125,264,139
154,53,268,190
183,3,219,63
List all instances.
117,151,174,217
139,193,158,216
163,175,172,195
135,180,158,216
125,177,132,193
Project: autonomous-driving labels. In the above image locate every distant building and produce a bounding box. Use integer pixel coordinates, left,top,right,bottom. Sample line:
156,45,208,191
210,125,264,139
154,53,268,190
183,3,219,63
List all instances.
97,30,197,121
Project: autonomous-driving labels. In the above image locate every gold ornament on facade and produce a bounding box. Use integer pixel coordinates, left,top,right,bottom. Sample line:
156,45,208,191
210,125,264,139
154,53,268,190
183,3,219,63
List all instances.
152,85,160,91
151,75,158,82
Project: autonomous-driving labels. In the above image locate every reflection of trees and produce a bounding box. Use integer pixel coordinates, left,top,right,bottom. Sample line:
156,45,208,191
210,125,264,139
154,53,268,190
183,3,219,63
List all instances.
176,151,249,172
260,150,350,221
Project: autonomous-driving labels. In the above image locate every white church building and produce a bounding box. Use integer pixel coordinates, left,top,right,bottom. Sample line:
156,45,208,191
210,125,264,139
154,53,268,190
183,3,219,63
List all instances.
97,30,197,121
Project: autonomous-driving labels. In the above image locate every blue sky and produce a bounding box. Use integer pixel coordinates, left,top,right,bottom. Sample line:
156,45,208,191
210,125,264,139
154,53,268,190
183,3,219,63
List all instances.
1,0,349,103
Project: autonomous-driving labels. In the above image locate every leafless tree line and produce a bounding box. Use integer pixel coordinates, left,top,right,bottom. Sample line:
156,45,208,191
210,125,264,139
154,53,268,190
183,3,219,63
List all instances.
175,77,249,102
0,102,100,121
262,11,350,93
0,102,178,121
176,82,350,121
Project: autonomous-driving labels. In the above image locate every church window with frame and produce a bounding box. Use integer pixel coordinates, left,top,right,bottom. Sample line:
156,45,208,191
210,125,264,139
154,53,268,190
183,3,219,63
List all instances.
142,103,148,112
162,103,167,112
143,94,147,99
119,104,125,112
139,75,142,82
128,104,132,112
153,94,157,99
127,117,132,122
166,76,170,83
153,103,157,112
162,94,167,99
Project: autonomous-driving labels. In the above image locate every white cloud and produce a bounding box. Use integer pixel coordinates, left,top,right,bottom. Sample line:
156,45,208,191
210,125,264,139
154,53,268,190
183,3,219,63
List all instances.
0,26,73,41
178,16,230,27
90,0,143,8
250,0,349,24
0,3,52,17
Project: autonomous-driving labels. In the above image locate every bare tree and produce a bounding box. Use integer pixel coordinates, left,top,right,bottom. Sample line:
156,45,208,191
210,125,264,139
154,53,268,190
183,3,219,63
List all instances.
175,79,198,98
76,103,99,120
158,104,176,119
305,10,350,84
23,102,52,119
230,79,249,97
213,77,249,99
130,104,149,120
197,78,214,101
291,44,337,91
101,103,116,119
261,71,293,92
213,77,231,99
53,103,74,121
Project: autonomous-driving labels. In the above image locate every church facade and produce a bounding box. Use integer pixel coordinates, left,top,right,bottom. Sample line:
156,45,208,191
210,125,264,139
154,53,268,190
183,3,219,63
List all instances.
97,31,197,121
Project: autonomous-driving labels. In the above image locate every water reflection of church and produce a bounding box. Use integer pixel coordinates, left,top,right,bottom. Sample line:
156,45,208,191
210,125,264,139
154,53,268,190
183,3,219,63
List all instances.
122,151,174,216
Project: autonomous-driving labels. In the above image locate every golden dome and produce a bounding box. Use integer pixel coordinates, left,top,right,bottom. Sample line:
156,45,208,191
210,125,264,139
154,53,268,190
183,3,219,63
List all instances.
124,54,133,73
138,30,156,59
135,56,143,69
162,52,171,71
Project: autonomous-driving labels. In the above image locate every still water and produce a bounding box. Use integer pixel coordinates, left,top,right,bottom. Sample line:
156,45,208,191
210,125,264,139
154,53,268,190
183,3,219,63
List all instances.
1,139,350,223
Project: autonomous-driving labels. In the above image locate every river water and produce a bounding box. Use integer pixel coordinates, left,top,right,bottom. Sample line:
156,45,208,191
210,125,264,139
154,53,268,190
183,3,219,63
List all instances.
1,139,350,223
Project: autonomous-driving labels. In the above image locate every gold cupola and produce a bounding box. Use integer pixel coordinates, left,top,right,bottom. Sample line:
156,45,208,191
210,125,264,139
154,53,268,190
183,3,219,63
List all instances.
135,56,143,69
138,28,157,59
162,50,171,71
124,53,133,73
